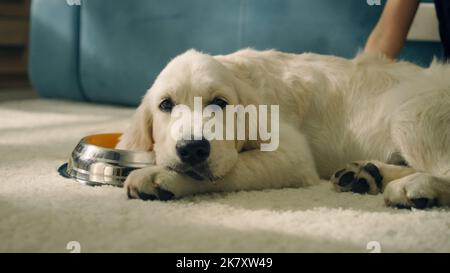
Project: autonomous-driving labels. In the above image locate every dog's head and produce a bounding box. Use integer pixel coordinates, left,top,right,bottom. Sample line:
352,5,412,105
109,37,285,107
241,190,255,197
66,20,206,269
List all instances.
117,49,258,181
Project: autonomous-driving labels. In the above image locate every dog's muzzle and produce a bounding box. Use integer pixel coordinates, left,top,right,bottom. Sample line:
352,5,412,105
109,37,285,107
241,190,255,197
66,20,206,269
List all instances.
173,138,221,181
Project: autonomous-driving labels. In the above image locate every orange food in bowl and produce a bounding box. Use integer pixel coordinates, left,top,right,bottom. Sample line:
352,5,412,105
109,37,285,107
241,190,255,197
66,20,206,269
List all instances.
84,133,122,149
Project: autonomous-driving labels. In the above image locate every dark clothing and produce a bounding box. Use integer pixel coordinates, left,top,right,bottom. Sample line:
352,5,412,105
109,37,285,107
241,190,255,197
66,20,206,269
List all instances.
435,0,450,60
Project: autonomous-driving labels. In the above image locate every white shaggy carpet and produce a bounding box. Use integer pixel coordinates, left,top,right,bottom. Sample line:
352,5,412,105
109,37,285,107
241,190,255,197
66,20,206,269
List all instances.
1,99,449,253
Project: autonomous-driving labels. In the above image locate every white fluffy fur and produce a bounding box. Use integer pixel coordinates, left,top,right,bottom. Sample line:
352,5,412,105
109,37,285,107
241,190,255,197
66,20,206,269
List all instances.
118,49,450,207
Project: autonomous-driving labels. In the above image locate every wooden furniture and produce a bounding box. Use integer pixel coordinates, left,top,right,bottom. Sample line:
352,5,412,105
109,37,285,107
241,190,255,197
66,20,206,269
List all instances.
0,0,31,88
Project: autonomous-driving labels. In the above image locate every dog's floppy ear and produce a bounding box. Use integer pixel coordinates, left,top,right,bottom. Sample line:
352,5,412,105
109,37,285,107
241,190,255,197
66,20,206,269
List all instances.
117,101,154,151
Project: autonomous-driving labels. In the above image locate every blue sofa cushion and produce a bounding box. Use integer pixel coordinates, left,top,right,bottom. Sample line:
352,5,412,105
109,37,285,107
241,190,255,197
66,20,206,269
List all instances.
29,0,443,106
29,0,86,101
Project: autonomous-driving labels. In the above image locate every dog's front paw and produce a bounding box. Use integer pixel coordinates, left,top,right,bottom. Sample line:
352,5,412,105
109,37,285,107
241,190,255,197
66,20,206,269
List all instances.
124,166,209,201
124,166,180,201
331,161,383,195
383,173,437,209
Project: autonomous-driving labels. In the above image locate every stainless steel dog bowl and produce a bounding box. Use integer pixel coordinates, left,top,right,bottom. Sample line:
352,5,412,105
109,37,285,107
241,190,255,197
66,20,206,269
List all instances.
58,133,154,187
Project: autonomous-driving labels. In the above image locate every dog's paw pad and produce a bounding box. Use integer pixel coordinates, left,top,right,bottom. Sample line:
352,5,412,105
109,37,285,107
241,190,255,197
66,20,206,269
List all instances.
389,197,436,210
132,188,174,201
137,192,158,201
337,171,355,187
331,162,383,195
362,163,383,190
155,187,175,201
410,198,436,209
351,178,370,194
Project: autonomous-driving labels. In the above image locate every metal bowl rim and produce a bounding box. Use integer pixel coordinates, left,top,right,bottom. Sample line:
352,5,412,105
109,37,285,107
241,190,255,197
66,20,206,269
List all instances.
76,136,155,165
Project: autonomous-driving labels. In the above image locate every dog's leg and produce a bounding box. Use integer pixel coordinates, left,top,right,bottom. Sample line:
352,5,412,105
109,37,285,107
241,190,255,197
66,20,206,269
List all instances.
331,160,416,194
208,129,321,193
382,95,450,208
383,173,450,209
125,124,320,200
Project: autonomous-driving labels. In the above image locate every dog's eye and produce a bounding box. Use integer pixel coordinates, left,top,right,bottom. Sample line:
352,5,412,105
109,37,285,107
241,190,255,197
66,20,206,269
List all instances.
209,97,228,108
159,98,174,112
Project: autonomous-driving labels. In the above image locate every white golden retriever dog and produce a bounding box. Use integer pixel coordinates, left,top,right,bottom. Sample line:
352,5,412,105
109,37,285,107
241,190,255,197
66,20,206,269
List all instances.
117,48,450,209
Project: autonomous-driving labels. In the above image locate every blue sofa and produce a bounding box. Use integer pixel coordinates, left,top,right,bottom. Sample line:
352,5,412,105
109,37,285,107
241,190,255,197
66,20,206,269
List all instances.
29,0,442,106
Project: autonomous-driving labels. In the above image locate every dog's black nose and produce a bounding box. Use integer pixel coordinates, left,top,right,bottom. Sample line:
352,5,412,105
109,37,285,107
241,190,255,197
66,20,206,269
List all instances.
176,138,210,165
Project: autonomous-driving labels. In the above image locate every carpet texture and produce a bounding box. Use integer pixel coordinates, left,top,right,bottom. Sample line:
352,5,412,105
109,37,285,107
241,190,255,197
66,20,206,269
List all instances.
1,99,449,253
